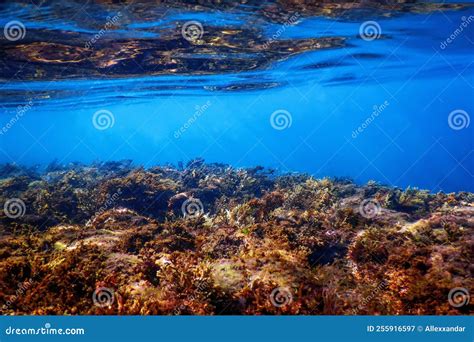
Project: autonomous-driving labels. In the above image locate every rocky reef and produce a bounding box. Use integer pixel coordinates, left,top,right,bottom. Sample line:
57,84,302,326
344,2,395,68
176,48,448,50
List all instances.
0,160,472,315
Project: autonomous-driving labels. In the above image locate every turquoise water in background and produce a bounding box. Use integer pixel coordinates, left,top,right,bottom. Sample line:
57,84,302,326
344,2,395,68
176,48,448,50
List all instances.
0,1,473,192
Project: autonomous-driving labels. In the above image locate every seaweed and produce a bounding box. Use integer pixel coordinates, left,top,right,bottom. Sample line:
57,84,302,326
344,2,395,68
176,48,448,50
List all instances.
0,161,472,315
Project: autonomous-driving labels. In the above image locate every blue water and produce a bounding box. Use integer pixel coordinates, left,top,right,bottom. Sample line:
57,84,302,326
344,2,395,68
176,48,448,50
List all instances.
0,1,473,192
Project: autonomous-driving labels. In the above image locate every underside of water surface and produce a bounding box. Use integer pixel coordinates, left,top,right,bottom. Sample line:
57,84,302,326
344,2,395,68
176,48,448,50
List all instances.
0,0,473,315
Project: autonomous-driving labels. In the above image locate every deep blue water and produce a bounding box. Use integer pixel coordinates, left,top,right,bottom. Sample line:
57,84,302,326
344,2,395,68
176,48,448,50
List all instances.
0,1,473,192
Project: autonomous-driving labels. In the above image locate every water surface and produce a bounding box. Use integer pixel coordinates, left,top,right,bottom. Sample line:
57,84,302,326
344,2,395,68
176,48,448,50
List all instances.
1,0,473,192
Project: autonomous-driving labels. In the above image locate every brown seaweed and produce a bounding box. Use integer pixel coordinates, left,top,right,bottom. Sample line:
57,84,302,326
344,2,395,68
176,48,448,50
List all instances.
0,160,472,315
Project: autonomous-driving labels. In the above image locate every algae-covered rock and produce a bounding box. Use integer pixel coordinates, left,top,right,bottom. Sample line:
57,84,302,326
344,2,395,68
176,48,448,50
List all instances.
0,161,472,315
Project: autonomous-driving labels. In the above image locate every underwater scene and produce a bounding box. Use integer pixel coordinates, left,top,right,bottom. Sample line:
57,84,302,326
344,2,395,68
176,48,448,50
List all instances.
0,0,473,316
